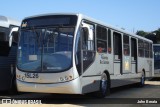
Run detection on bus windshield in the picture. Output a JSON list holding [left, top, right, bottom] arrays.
[[17, 27, 75, 72]]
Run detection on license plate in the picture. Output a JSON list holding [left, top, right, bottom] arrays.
[[24, 73, 39, 78]]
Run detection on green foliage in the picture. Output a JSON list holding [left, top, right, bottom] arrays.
[[136, 30, 148, 37], [136, 28, 160, 43]]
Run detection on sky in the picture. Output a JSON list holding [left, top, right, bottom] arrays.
[[0, 0, 159, 33]]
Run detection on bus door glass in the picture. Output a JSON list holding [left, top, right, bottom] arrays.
[[131, 38, 137, 73], [81, 22, 95, 73], [113, 32, 122, 75], [123, 34, 131, 73]]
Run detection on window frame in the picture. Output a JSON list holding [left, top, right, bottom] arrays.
[[96, 25, 107, 53]]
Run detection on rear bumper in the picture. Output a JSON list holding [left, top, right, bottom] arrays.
[[17, 77, 81, 94]]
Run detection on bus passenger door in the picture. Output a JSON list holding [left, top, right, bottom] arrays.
[[113, 32, 122, 75], [78, 22, 98, 93], [131, 38, 137, 73], [81, 23, 95, 74]]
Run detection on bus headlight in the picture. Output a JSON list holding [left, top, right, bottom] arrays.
[[59, 75, 73, 82], [65, 76, 69, 81], [60, 77, 64, 81]]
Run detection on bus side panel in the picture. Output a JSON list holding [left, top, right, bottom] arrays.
[[81, 57, 101, 94], [138, 57, 153, 78], [137, 57, 145, 73]]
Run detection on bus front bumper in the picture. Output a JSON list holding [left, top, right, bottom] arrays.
[[16, 77, 81, 94]]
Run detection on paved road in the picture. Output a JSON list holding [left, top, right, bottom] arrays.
[[0, 80, 160, 107]]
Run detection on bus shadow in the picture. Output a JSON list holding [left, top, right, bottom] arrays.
[[0, 83, 158, 104], [0, 91, 28, 97], [40, 83, 141, 104], [150, 77, 160, 81]]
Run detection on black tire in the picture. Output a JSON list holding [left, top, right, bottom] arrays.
[[94, 73, 110, 98], [139, 71, 145, 87]]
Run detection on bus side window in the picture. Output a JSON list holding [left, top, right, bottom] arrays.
[[96, 25, 107, 53], [138, 40, 144, 57], [150, 43, 153, 58], [113, 32, 122, 60], [108, 29, 111, 53], [123, 34, 130, 56], [144, 42, 149, 58]]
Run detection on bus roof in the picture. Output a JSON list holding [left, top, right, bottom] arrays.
[[23, 13, 152, 43], [0, 15, 21, 28]]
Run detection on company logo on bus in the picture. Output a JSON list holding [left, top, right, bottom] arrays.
[[22, 22, 27, 27]]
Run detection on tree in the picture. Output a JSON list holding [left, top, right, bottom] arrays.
[[145, 33, 157, 43], [136, 30, 148, 37], [136, 28, 160, 44], [153, 28, 160, 43]]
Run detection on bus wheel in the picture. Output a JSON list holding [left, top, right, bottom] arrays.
[[139, 71, 145, 87], [95, 73, 110, 98]]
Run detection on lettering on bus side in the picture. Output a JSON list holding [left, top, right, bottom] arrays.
[[100, 54, 109, 64]]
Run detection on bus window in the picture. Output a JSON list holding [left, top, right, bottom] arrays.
[[138, 40, 144, 57], [150, 44, 153, 58], [113, 32, 122, 60], [96, 25, 107, 53], [108, 29, 111, 53], [131, 38, 137, 60], [123, 34, 130, 56], [144, 42, 149, 58]]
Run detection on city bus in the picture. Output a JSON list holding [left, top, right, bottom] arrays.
[[16, 13, 154, 97], [0, 15, 20, 92], [153, 44, 160, 75]]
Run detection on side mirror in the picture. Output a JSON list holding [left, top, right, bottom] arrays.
[[9, 27, 19, 47]]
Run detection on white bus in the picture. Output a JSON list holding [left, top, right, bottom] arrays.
[[16, 13, 154, 97], [153, 44, 160, 74], [0, 15, 20, 92]]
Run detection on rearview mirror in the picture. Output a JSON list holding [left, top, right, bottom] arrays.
[[9, 27, 19, 47]]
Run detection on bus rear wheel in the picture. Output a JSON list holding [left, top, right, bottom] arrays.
[[95, 73, 110, 98]]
